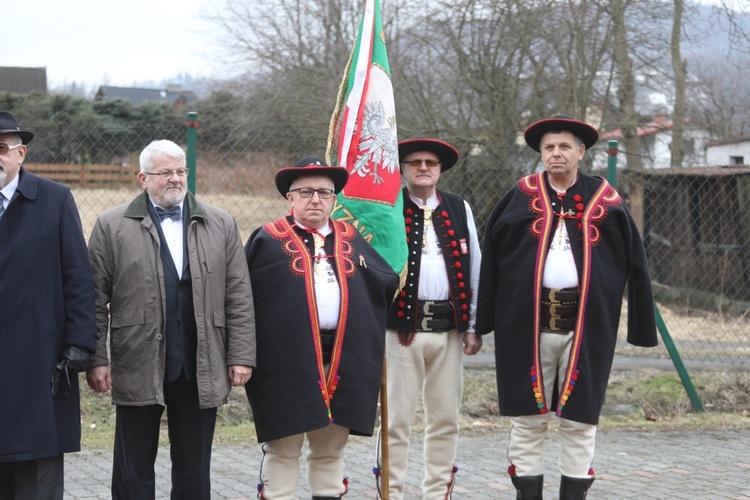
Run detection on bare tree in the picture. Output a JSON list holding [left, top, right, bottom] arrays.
[[610, 0, 643, 172], [206, 0, 367, 136], [689, 54, 750, 140], [206, 0, 750, 165], [671, 0, 687, 167]]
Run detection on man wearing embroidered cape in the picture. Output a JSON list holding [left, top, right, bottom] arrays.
[[244, 157, 399, 500], [475, 116, 657, 500]]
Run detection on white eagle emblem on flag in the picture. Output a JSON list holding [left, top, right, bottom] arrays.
[[351, 100, 399, 185]]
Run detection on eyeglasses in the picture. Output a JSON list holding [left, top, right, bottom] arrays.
[[0, 143, 23, 155], [402, 159, 441, 168], [144, 169, 190, 179], [289, 187, 335, 199]]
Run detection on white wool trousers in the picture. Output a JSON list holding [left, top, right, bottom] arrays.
[[508, 331, 597, 478], [385, 329, 464, 499], [259, 423, 350, 499]]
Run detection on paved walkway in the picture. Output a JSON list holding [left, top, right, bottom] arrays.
[[65, 427, 750, 499]]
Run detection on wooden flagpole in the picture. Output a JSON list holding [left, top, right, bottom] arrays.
[[380, 352, 390, 499]]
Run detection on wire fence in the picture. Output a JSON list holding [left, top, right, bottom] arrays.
[[21, 118, 750, 369]]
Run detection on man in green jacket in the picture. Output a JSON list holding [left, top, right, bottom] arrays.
[[86, 139, 256, 499]]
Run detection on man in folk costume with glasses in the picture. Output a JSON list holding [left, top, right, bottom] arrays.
[[476, 116, 657, 499], [385, 138, 482, 499], [244, 157, 399, 499]]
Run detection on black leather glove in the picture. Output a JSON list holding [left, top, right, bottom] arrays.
[[51, 346, 91, 399]]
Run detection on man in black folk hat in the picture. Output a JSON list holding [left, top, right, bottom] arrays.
[[0, 111, 98, 498], [244, 157, 399, 499], [385, 138, 482, 499], [475, 116, 657, 499]]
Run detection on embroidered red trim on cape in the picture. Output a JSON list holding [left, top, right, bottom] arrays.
[[518, 172, 621, 415], [262, 217, 357, 421]]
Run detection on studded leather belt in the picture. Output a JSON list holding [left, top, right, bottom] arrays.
[[415, 300, 456, 332], [540, 287, 578, 333]]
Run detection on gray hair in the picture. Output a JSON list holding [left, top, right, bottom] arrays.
[[139, 140, 186, 173], [1, 134, 22, 146]]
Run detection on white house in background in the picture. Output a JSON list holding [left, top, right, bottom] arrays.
[[705, 137, 750, 166], [595, 115, 713, 169]]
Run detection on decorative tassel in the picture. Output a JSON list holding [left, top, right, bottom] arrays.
[[443, 465, 459, 499], [342, 476, 349, 495]]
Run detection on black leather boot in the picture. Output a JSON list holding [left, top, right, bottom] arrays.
[[510, 474, 544, 499], [311, 496, 342, 500], [559, 475, 595, 500]]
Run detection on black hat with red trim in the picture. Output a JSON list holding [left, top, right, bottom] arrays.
[[398, 138, 460, 172], [275, 156, 349, 197], [524, 114, 598, 152]]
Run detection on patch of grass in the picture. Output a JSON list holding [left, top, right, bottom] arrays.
[[79, 366, 750, 450], [79, 377, 257, 450], [79, 380, 117, 449], [457, 366, 750, 434], [603, 368, 750, 422]]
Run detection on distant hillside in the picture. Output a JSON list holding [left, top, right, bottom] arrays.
[[683, 3, 750, 58]]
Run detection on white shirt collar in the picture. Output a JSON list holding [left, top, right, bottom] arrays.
[[408, 191, 440, 210]]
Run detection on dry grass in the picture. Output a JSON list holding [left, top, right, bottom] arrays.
[[79, 366, 750, 449], [70, 187, 289, 242]]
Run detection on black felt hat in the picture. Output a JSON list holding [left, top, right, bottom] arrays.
[[398, 138, 460, 172], [524, 114, 598, 152], [275, 156, 349, 197], [0, 111, 34, 144]]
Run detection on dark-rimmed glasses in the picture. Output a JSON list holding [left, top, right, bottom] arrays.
[[289, 187, 335, 199]]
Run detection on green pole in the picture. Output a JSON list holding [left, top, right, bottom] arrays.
[[186, 112, 198, 194], [607, 140, 618, 187], [608, 142, 704, 412], [654, 305, 704, 412]]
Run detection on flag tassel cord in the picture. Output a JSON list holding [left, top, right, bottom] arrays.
[[326, 43, 356, 165]]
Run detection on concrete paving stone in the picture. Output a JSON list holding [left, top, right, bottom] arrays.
[[64, 428, 750, 498]]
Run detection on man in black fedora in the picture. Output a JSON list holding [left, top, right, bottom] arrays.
[[476, 115, 657, 499], [244, 157, 399, 499], [0, 110, 98, 498], [385, 138, 482, 499]]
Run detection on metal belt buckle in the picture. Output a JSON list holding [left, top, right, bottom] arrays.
[[422, 300, 435, 316], [549, 289, 561, 331], [421, 317, 433, 332], [549, 313, 561, 332]]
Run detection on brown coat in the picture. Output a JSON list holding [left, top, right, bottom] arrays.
[[88, 191, 256, 409]]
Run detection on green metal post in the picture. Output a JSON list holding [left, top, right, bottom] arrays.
[[186, 112, 198, 194], [607, 140, 618, 187], [654, 305, 704, 412], [608, 142, 704, 412]]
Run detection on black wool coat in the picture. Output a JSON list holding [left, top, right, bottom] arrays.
[[476, 172, 657, 425], [0, 168, 97, 462], [245, 216, 398, 442]]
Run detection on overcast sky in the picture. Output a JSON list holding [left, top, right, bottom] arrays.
[[4, 0, 748, 93], [4, 0, 228, 91]]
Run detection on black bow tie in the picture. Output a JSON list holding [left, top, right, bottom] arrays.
[[155, 205, 181, 222]]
